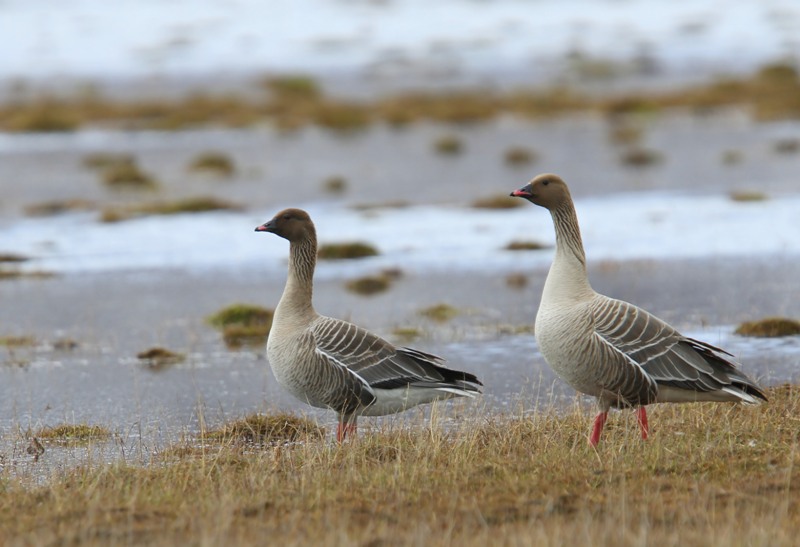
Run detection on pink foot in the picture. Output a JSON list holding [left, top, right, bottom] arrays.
[[589, 411, 608, 447], [637, 407, 649, 440], [336, 421, 357, 442]]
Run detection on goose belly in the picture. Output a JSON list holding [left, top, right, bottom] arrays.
[[535, 305, 603, 397], [266, 335, 330, 410]]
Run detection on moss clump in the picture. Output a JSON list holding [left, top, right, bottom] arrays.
[[735, 317, 800, 338], [620, 147, 663, 167], [136, 347, 185, 369], [322, 176, 348, 194], [503, 146, 537, 166], [208, 304, 274, 349], [773, 138, 799, 154], [101, 160, 159, 190], [0, 270, 55, 281], [24, 199, 96, 217], [392, 327, 423, 342], [0, 335, 36, 347], [472, 194, 524, 209], [729, 190, 768, 202], [3, 101, 80, 132], [433, 135, 463, 155], [100, 197, 242, 222], [221, 325, 271, 349], [188, 151, 236, 177], [345, 275, 391, 296], [0, 253, 29, 263], [36, 424, 112, 444], [419, 303, 460, 323], [312, 102, 371, 132], [504, 240, 550, 251], [264, 75, 322, 101], [607, 123, 644, 145], [318, 242, 379, 260], [721, 150, 743, 165], [505, 273, 528, 289], [82, 152, 135, 170], [205, 412, 324, 444]]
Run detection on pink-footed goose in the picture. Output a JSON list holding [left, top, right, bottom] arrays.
[[510, 174, 767, 446], [256, 208, 482, 441]]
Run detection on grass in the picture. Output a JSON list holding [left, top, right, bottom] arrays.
[[472, 194, 525, 209], [345, 274, 392, 296], [188, 151, 236, 177], [203, 412, 325, 445], [0, 253, 29, 263], [504, 240, 550, 251], [322, 175, 348, 194], [2, 62, 800, 133], [419, 303, 460, 323], [729, 190, 768, 202], [735, 317, 800, 337], [100, 197, 242, 222], [207, 304, 274, 349], [433, 134, 464, 155], [505, 272, 529, 289], [24, 199, 96, 217], [100, 159, 159, 190], [35, 423, 112, 444], [317, 242, 379, 260], [1, 384, 798, 545], [620, 147, 663, 167], [0, 269, 55, 281], [0, 335, 36, 348], [136, 347, 186, 369], [503, 146, 538, 166]]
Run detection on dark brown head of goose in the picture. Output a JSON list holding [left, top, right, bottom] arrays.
[[510, 173, 572, 210], [255, 208, 315, 242]]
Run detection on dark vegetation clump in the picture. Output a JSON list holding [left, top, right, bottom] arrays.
[[472, 194, 524, 209], [419, 303, 460, 323], [318, 242, 379, 260], [504, 240, 550, 251], [24, 199, 96, 217], [729, 190, 768, 202], [136, 347, 186, 369], [503, 146, 538, 166], [100, 197, 242, 222], [205, 412, 325, 444], [36, 424, 112, 444], [620, 147, 663, 167], [207, 304, 274, 349], [345, 275, 392, 296], [433, 135, 463, 155], [322, 176, 348, 194], [188, 151, 236, 177], [735, 317, 800, 338], [100, 159, 159, 190]]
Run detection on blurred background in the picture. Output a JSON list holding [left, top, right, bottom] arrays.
[[1, 0, 799, 460]]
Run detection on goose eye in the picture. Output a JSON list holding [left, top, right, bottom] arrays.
[[283, 214, 291, 220], [542, 180, 550, 186]]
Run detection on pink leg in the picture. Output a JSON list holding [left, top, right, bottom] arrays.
[[589, 411, 608, 447], [336, 421, 357, 442], [637, 406, 649, 440]]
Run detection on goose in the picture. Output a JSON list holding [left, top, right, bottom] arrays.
[[255, 208, 483, 441], [510, 174, 767, 446]]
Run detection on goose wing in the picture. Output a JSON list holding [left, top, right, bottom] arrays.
[[591, 296, 764, 400], [311, 316, 481, 392]]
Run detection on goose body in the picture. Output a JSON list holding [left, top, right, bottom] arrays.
[[511, 174, 767, 446], [256, 208, 482, 441]]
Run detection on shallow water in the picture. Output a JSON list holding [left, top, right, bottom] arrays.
[[1, 112, 800, 480]]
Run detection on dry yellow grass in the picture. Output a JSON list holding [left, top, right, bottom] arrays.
[[0, 384, 798, 545]]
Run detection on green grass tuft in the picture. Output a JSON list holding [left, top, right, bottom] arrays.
[[735, 317, 800, 337], [318, 242, 379, 260]]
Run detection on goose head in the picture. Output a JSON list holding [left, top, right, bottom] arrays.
[[255, 208, 315, 242], [510, 173, 571, 210]]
